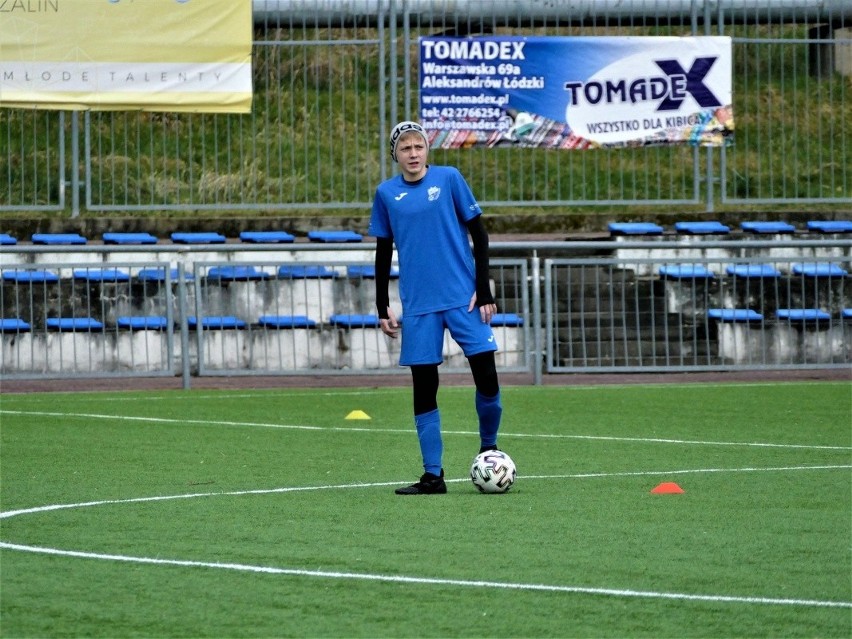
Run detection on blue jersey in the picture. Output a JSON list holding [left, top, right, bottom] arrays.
[[369, 165, 482, 316]]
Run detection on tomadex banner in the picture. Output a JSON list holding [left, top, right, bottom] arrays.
[[0, 0, 253, 113], [419, 36, 733, 150]]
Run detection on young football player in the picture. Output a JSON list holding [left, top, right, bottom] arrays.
[[369, 120, 504, 495]]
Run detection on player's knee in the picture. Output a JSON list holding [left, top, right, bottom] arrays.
[[411, 364, 440, 414], [468, 351, 499, 397]]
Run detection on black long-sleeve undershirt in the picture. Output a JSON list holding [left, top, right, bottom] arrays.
[[374, 236, 394, 319]]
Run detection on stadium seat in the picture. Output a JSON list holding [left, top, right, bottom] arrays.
[[607, 222, 664, 236], [1, 269, 59, 283], [807, 220, 852, 234], [257, 315, 317, 328], [102, 232, 158, 244], [708, 309, 768, 364], [726, 264, 782, 278], [327, 314, 398, 369], [187, 316, 247, 329], [347, 265, 399, 279], [329, 314, 381, 328], [0, 318, 31, 333], [73, 268, 131, 282], [239, 231, 295, 243], [171, 232, 227, 244], [205, 265, 271, 281], [116, 316, 170, 330], [740, 221, 795, 234], [843, 309, 852, 320], [31, 233, 87, 245], [45, 317, 105, 332], [277, 265, 339, 279], [674, 221, 730, 235], [251, 315, 323, 370], [307, 230, 363, 243], [776, 309, 831, 322], [491, 313, 524, 326], [0, 233, 18, 245], [708, 309, 763, 322], [659, 264, 715, 279], [136, 267, 194, 282], [792, 263, 848, 277]]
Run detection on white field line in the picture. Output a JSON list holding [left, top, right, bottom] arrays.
[[2, 409, 850, 451], [2, 465, 850, 520], [3, 379, 847, 402], [1, 540, 849, 609], [2, 467, 851, 610]]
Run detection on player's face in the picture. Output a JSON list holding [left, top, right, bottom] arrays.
[[396, 133, 428, 181]]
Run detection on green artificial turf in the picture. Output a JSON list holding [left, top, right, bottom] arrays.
[[1, 381, 850, 637]]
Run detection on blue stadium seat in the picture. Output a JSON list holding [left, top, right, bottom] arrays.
[[792, 263, 848, 277], [659, 264, 715, 279], [2, 269, 59, 283], [46, 317, 104, 332], [0, 233, 18, 245], [491, 313, 524, 326], [171, 232, 227, 244], [307, 230, 363, 243], [32, 233, 87, 245], [136, 267, 194, 282], [116, 316, 170, 330], [807, 220, 852, 234], [740, 221, 795, 234], [708, 309, 764, 322], [843, 309, 852, 319], [187, 316, 246, 329], [329, 314, 380, 328], [239, 231, 295, 243], [206, 265, 271, 281], [277, 265, 338, 279], [674, 221, 730, 235], [607, 222, 664, 236], [73, 268, 131, 282], [102, 232, 158, 244], [776, 309, 831, 322], [347, 265, 399, 279], [726, 264, 782, 278], [0, 318, 31, 333], [257, 315, 317, 328]]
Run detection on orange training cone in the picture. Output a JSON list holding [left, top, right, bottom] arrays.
[[650, 482, 685, 494]]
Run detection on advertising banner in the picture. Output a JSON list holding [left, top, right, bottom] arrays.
[[0, 0, 253, 113], [419, 36, 733, 149]]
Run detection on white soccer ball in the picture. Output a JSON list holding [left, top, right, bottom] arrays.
[[470, 450, 516, 493]]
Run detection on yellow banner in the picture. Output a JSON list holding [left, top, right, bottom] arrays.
[[0, 0, 253, 113]]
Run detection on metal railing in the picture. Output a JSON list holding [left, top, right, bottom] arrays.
[[545, 253, 851, 373], [1, 237, 849, 385]]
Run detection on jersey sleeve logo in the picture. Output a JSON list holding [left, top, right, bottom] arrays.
[[428, 186, 441, 201]]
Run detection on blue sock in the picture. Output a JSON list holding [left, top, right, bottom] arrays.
[[414, 409, 442, 476], [475, 391, 502, 449]]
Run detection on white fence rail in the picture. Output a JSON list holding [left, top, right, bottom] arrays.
[[2, 235, 850, 384]]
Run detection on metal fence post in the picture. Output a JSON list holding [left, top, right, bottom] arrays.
[[70, 110, 80, 218], [531, 251, 543, 385], [177, 261, 191, 389]]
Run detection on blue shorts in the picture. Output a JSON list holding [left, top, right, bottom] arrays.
[[400, 305, 498, 366]]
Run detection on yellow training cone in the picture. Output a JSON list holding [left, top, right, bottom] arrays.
[[345, 410, 371, 420]]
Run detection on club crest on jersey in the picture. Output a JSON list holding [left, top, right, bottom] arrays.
[[428, 186, 441, 201]]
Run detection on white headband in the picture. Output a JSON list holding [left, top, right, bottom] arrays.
[[389, 121, 429, 162]]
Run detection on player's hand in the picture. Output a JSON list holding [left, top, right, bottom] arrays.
[[468, 293, 496, 324], [380, 307, 399, 338]]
